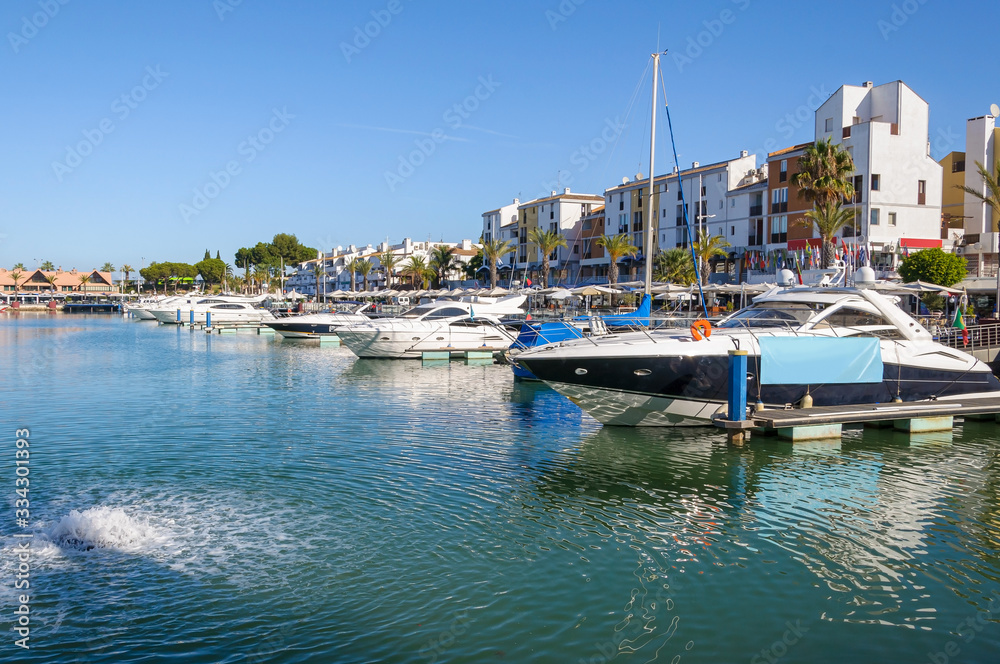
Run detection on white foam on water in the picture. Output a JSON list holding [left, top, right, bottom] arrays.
[[49, 506, 162, 552]]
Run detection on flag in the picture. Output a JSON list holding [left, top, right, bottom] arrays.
[[525, 277, 532, 286], [953, 306, 968, 346]]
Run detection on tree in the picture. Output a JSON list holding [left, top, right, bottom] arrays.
[[121, 264, 134, 292], [898, 248, 966, 287], [429, 245, 457, 288], [222, 263, 233, 293], [595, 234, 638, 288], [401, 255, 431, 289], [799, 201, 857, 268], [691, 228, 731, 285], [311, 261, 325, 298], [955, 159, 1000, 233], [10, 270, 23, 295], [482, 238, 514, 288], [252, 266, 270, 294], [271, 233, 318, 268], [344, 257, 360, 292], [790, 137, 856, 206], [45, 273, 58, 291], [379, 251, 400, 289], [204, 249, 211, 261], [356, 258, 373, 292], [653, 248, 695, 285], [101, 262, 115, 273], [195, 258, 226, 290], [40, 260, 54, 271], [463, 249, 484, 281], [528, 228, 568, 288], [78, 273, 92, 292], [12, 263, 24, 271]]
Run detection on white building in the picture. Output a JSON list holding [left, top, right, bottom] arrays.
[[959, 113, 1000, 276], [814, 80, 943, 264], [515, 189, 605, 283]]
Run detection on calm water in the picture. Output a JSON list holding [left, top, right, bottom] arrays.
[[1, 314, 999, 663]]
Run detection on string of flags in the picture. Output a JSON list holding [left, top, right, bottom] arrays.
[[741, 239, 907, 272]]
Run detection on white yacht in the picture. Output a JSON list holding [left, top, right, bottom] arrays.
[[150, 295, 273, 324], [336, 295, 526, 359], [263, 304, 373, 339], [514, 285, 1000, 426]]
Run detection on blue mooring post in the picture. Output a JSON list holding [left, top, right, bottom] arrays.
[[189, 310, 195, 326], [727, 349, 748, 421], [176, 308, 181, 323], [206, 311, 211, 329]]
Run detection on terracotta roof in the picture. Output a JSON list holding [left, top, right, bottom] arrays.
[[767, 142, 811, 158], [518, 192, 605, 208], [0, 269, 115, 290]]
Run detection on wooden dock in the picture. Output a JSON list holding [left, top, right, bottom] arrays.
[[715, 396, 1000, 442]]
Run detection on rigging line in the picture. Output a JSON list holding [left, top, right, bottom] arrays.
[[660, 63, 708, 317], [599, 59, 652, 188]]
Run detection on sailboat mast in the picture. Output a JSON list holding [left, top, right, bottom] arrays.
[[644, 53, 659, 296]]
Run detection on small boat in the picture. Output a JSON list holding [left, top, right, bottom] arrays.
[[264, 304, 373, 339], [514, 284, 1000, 426], [336, 295, 526, 359]]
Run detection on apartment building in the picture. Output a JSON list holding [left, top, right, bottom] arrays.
[[954, 114, 1000, 276], [515, 189, 604, 283]]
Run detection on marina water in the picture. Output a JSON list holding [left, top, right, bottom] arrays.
[[2, 314, 999, 663]]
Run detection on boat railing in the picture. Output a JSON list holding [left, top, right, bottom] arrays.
[[937, 322, 1000, 352]]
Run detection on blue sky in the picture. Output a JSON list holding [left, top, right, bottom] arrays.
[[1, 0, 998, 272]]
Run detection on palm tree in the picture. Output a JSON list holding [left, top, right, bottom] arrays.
[[45, 273, 58, 292], [789, 137, 856, 206], [40, 260, 54, 271], [252, 267, 270, 294], [356, 258, 373, 292], [955, 159, 1000, 233], [595, 234, 638, 288], [799, 201, 857, 268], [401, 255, 431, 289], [691, 229, 731, 285], [311, 261, 325, 299], [653, 248, 695, 285], [10, 270, 23, 296], [12, 263, 24, 271], [221, 263, 233, 293], [120, 264, 133, 292], [379, 251, 400, 289], [344, 257, 360, 292], [78, 274, 92, 292], [101, 262, 115, 273], [528, 228, 568, 288], [429, 246, 457, 289], [482, 238, 514, 288]]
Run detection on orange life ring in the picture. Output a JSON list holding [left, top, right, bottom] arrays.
[[691, 319, 712, 340]]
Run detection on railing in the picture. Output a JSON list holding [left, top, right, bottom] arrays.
[[935, 322, 1000, 353]]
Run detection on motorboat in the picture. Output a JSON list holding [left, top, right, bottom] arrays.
[[336, 295, 527, 359], [514, 285, 1000, 426], [150, 295, 274, 324], [125, 295, 174, 320], [263, 303, 373, 339]]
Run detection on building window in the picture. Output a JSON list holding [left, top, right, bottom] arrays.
[[888, 212, 896, 226], [953, 160, 965, 173], [637, 194, 643, 208], [719, 200, 723, 209], [779, 159, 787, 183], [731, 225, 735, 236], [677, 189, 682, 200], [824, 118, 833, 132], [771, 187, 788, 213], [871, 174, 880, 191], [871, 208, 879, 225], [730, 198, 736, 208], [550, 210, 554, 219], [770, 216, 787, 244], [918, 180, 926, 205]]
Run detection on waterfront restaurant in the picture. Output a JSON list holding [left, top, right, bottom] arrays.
[[0, 268, 116, 296]]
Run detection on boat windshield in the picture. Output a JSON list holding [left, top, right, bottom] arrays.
[[716, 302, 824, 329], [400, 303, 470, 319]]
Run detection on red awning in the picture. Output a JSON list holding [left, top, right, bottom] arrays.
[[899, 238, 942, 248]]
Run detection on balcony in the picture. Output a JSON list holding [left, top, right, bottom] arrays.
[[771, 202, 787, 214], [749, 204, 763, 216]]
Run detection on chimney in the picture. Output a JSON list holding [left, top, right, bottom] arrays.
[[740, 150, 748, 157], [692, 161, 699, 168], [863, 81, 873, 88], [563, 187, 570, 194], [672, 166, 678, 174], [513, 197, 519, 205]]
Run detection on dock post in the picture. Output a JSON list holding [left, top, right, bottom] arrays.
[[206, 312, 211, 329], [726, 349, 751, 444], [189, 310, 195, 326], [176, 309, 181, 323]]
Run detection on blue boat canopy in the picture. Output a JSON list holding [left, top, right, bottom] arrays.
[[759, 337, 883, 385]]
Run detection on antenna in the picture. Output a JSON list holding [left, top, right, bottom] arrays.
[[991, 103, 999, 117]]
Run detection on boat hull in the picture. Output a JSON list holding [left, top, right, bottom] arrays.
[[338, 323, 515, 359]]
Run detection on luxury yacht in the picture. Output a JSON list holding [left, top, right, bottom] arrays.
[[263, 303, 373, 339], [514, 286, 1000, 426], [150, 295, 273, 324], [336, 295, 526, 359]]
